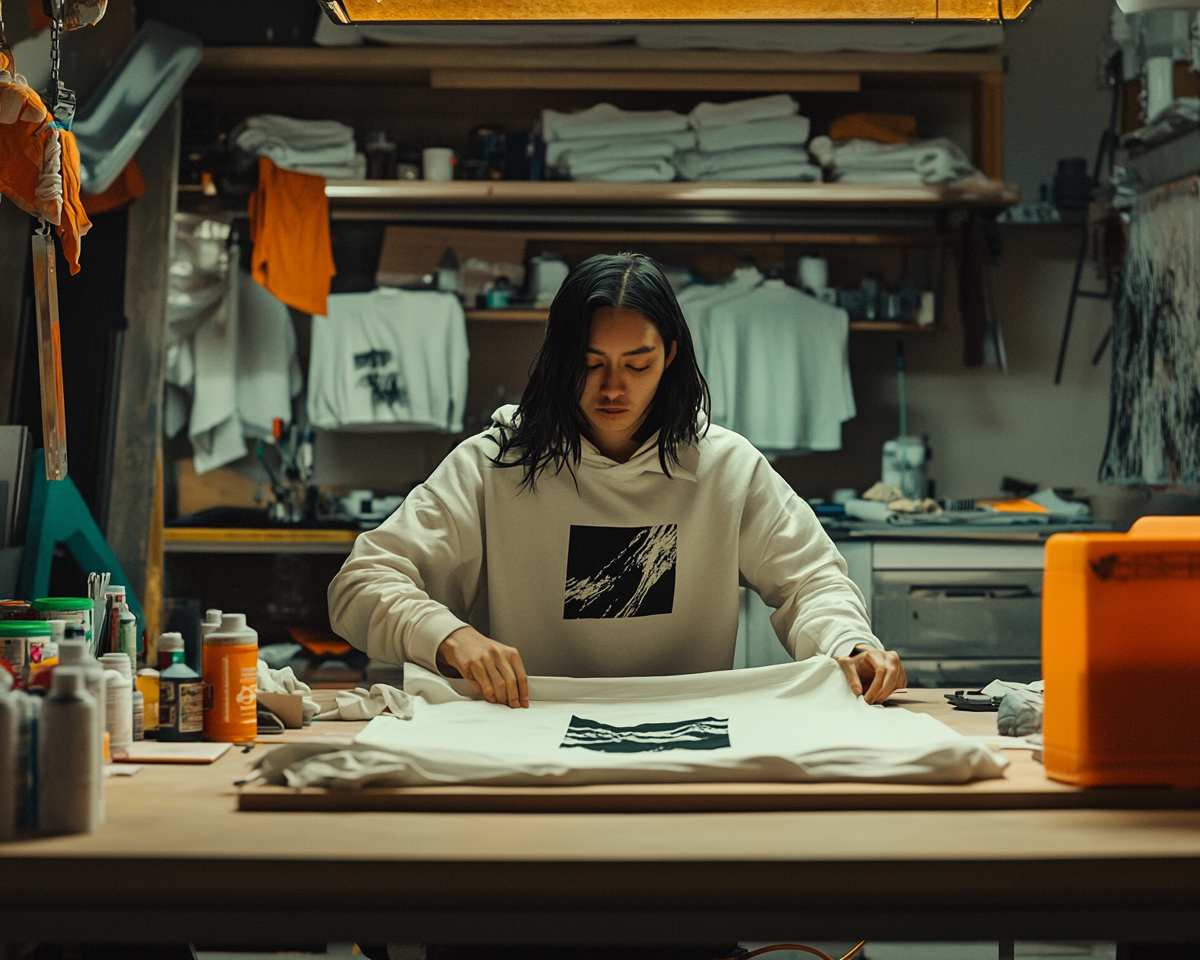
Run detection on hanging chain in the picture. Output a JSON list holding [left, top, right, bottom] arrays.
[[47, 15, 75, 127]]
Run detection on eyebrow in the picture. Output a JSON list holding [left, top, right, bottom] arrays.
[[585, 345, 656, 356]]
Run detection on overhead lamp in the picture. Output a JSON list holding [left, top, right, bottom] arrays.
[[316, 0, 1033, 23]]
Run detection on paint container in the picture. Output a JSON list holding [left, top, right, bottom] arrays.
[[203, 614, 258, 742], [116, 601, 138, 665], [158, 649, 203, 742], [0, 671, 17, 841], [56, 639, 106, 825], [136, 668, 160, 737], [157, 631, 185, 672], [0, 621, 53, 687], [99, 652, 133, 751], [31, 598, 94, 650], [0, 600, 33, 621], [38, 667, 99, 834]]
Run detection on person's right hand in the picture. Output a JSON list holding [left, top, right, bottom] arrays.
[[436, 626, 529, 708]]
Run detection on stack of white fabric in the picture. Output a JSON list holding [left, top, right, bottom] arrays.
[[675, 95, 820, 182], [234, 114, 367, 179], [541, 103, 693, 182], [807, 135, 983, 185]]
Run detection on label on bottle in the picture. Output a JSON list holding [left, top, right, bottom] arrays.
[[161, 679, 204, 734]]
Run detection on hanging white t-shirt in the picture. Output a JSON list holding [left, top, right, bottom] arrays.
[[307, 288, 469, 433], [707, 279, 855, 455], [676, 266, 762, 425], [323, 658, 1009, 788]]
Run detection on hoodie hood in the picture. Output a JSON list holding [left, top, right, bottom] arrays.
[[488, 403, 703, 481]]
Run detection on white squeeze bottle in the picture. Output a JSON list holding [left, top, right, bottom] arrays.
[[100, 652, 133, 751], [57, 639, 106, 825], [0, 671, 17, 841], [38, 667, 99, 834]]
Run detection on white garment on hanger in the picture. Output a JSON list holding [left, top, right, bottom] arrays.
[[331, 658, 1009, 788], [676, 265, 762, 421], [307, 288, 469, 433], [706, 279, 855, 454], [182, 268, 305, 474]]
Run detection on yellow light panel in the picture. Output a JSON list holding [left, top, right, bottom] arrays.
[[328, 0, 1031, 21]]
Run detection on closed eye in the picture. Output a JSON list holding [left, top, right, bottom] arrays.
[[626, 365, 649, 371]]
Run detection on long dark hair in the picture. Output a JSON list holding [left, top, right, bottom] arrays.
[[491, 252, 709, 490]]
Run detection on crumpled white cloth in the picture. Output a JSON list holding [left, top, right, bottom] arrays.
[[235, 114, 356, 168], [982, 679, 1045, 738], [256, 660, 320, 724], [310, 684, 415, 722]]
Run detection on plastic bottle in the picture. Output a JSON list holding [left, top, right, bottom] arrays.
[[157, 631, 185, 672], [0, 671, 17, 841], [202, 609, 223, 639], [100, 652, 133, 751], [131, 689, 144, 741], [38, 667, 99, 834], [116, 600, 138, 665], [158, 649, 203, 742], [56, 639, 106, 825], [136, 667, 160, 737], [203, 614, 258, 742]]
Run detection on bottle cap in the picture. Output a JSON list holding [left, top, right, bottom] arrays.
[[159, 632, 184, 652], [99, 652, 132, 679], [206, 613, 259, 647], [52, 667, 83, 697], [104, 586, 126, 598]]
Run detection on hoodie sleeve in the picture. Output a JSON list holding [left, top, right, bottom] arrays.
[[327, 441, 488, 673], [738, 455, 882, 661]]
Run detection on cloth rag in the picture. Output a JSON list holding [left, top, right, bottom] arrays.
[[688, 94, 799, 130], [248, 156, 337, 316], [695, 115, 811, 154], [828, 112, 917, 143]]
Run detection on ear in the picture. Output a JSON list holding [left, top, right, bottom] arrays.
[[664, 340, 678, 370]]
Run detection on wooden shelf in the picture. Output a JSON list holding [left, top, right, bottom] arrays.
[[465, 309, 933, 332], [194, 45, 1004, 86], [164, 528, 359, 554], [324, 179, 1018, 208]]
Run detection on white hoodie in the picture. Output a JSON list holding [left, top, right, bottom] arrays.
[[328, 405, 881, 678]]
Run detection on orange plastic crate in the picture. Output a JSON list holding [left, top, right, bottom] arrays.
[[1042, 516, 1200, 787]]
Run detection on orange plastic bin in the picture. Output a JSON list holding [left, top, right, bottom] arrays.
[[1042, 516, 1200, 787]]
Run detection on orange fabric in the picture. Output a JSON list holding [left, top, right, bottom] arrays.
[[56, 130, 90, 274], [828, 112, 917, 144], [82, 157, 146, 215], [248, 156, 336, 316], [0, 77, 90, 272]]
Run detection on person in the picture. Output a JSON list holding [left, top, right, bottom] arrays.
[[328, 252, 905, 709]]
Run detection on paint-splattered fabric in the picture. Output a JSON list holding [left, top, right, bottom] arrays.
[[1100, 177, 1200, 486], [316, 658, 1009, 787], [328, 403, 881, 679]]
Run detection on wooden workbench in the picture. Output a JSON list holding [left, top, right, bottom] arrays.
[[1, 691, 1198, 946]]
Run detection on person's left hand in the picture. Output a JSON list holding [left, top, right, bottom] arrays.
[[835, 646, 907, 704]]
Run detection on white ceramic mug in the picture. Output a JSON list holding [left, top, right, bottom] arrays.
[[422, 147, 455, 182]]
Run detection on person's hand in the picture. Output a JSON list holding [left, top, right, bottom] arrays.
[[835, 646, 907, 705], [436, 626, 529, 708]]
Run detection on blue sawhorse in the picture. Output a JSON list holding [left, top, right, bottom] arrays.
[[18, 454, 144, 627]]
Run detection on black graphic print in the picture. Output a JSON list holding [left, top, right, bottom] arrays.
[[353, 348, 409, 411], [561, 716, 730, 753], [563, 524, 676, 619]]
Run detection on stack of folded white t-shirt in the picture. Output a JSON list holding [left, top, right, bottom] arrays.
[[807, 135, 983, 185], [541, 103, 694, 182], [674, 95, 820, 182], [235, 114, 367, 179]]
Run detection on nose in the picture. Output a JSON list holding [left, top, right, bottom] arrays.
[[599, 365, 625, 399]]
